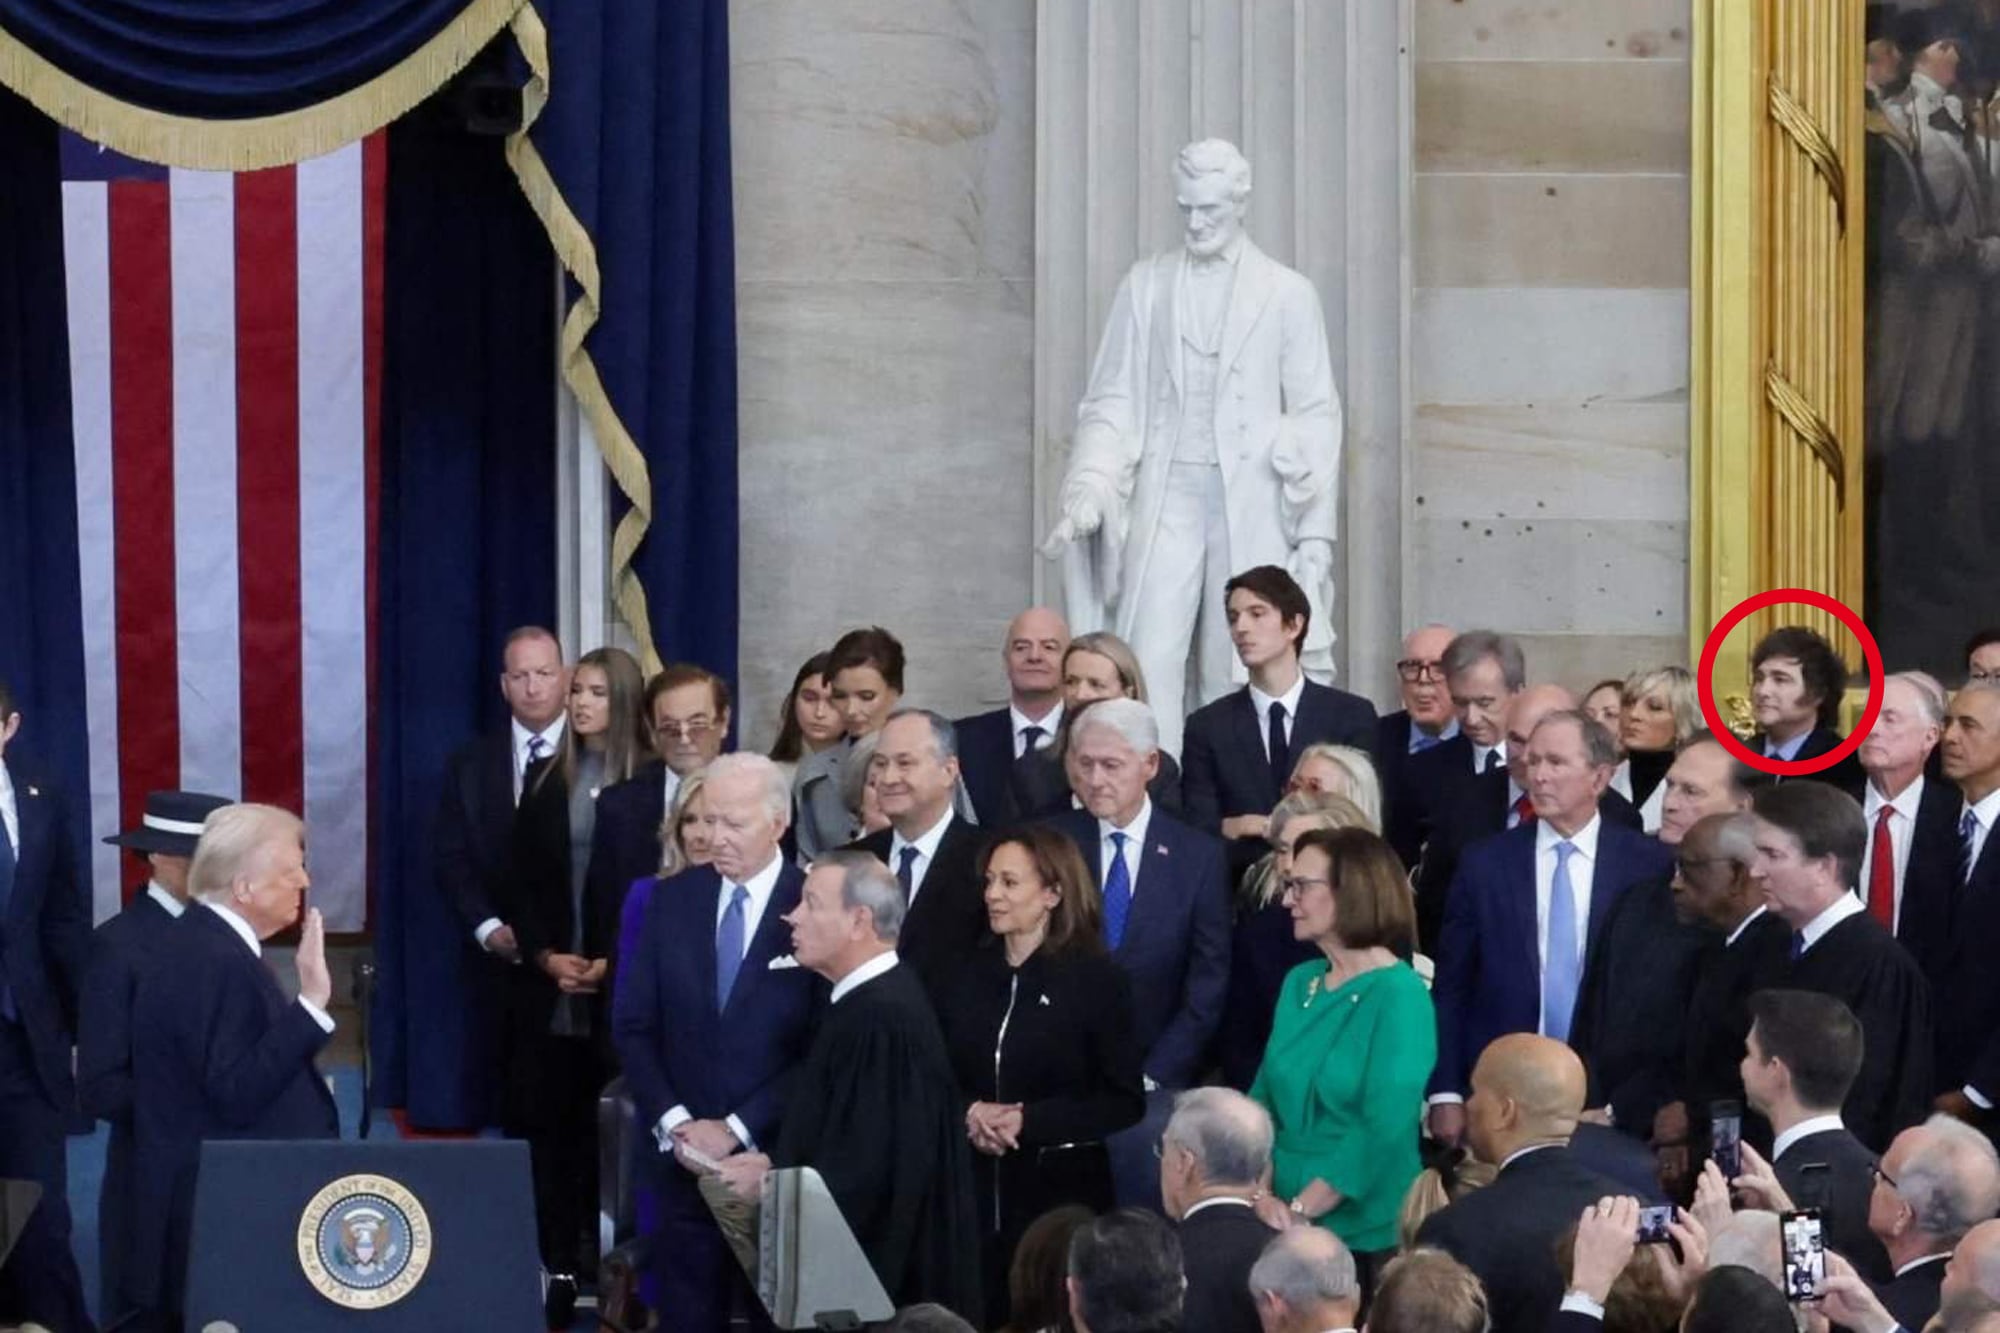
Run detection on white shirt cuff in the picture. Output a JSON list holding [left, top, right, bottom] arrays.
[[474, 917, 504, 948], [297, 997, 336, 1034], [1560, 1292, 1606, 1320], [655, 1106, 692, 1151], [725, 1115, 755, 1152], [1142, 1076, 1159, 1094], [1428, 1093, 1464, 1106], [1966, 1085, 1994, 1110]]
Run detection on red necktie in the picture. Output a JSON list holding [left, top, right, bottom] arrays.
[[1866, 805, 1896, 929], [1512, 794, 1535, 828]]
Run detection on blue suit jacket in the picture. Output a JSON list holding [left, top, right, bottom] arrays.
[[1430, 818, 1674, 1097], [953, 707, 1021, 828], [611, 861, 823, 1162], [1049, 806, 1230, 1087], [130, 905, 338, 1311], [1, 759, 90, 1107]]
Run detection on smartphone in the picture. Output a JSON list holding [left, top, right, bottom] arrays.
[[1710, 1099, 1743, 1178], [1635, 1203, 1677, 1244], [1794, 1161, 1831, 1213], [1780, 1210, 1826, 1303]]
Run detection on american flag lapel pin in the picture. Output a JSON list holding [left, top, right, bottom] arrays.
[[1156, 844, 1169, 857], [26, 786, 37, 798]]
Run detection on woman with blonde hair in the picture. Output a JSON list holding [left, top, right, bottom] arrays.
[[1610, 665, 1700, 833], [1007, 631, 1183, 818], [1285, 743, 1383, 833], [1395, 1148, 1497, 1251]]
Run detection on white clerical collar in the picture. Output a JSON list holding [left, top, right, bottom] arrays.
[[1535, 813, 1601, 859], [1098, 798, 1154, 852], [512, 714, 566, 762], [1864, 773, 1924, 822], [1797, 892, 1865, 952], [1010, 701, 1062, 743], [1181, 1196, 1256, 1221], [830, 950, 899, 1004], [203, 900, 263, 957], [1249, 672, 1307, 728], [890, 807, 955, 865], [1726, 904, 1768, 947], [1500, 1142, 1563, 1171], [146, 881, 187, 919], [1773, 1113, 1845, 1161]]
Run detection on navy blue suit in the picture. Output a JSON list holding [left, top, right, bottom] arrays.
[[587, 760, 671, 965], [1904, 798, 2000, 1104], [76, 888, 183, 1319], [0, 761, 91, 1333], [611, 860, 823, 1329], [129, 904, 338, 1320], [954, 707, 1024, 828], [1430, 818, 1674, 1098]]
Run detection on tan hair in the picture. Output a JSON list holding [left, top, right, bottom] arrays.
[[189, 804, 304, 903], [657, 771, 709, 877], [1063, 632, 1150, 704], [1290, 826, 1415, 951], [1396, 1151, 1498, 1251], [1368, 1249, 1489, 1333], [1246, 792, 1373, 909]]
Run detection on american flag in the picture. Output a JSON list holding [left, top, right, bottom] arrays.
[[58, 132, 384, 932]]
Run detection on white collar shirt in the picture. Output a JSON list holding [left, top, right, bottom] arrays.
[[145, 881, 187, 919], [1097, 799, 1154, 902], [1797, 892, 1866, 954], [1961, 787, 2000, 876], [1249, 674, 1308, 764], [1472, 742, 1501, 776], [831, 950, 900, 1004], [1773, 1113, 1847, 1162], [1011, 703, 1063, 759], [0, 761, 16, 855], [511, 715, 567, 803], [1726, 904, 1769, 948], [889, 808, 956, 906], [201, 902, 335, 1034], [715, 851, 785, 957], [1861, 775, 1926, 929]]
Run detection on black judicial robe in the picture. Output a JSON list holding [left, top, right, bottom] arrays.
[[774, 960, 983, 1322]]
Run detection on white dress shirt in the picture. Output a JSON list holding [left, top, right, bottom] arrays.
[[1535, 816, 1600, 1035], [1249, 672, 1307, 764], [1795, 892, 1865, 955], [0, 760, 17, 856], [831, 949, 900, 1004], [1011, 703, 1063, 759], [1504, 778, 1530, 828], [1961, 786, 2000, 877], [1097, 799, 1154, 904], [889, 808, 956, 907], [1861, 775, 1925, 930], [1772, 1113, 1846, 1162], [145, 881, 187, 919], [1609, 759, 1634, 803], [201, 901, 335, 1033]]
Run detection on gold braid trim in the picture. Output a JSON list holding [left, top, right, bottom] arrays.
[[1764, 361, 1846, 509], [0, 0, 525, 170], [503, 3, 661, 674], [1768, 78, 1847, 232]]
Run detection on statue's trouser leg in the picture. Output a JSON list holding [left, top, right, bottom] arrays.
[[1128, 461, 1232, 759]]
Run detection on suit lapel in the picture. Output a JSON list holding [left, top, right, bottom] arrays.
[[1507, 833, 1541, 978], [691, 870, 723, 1016], [1584, 830, 1622, 955], [1227, 692, 1272, 806], [1218, 243, 1278, 380], [724, 866, 800, 1019], [8, 774, 43, 920], [1120, 828, 1176, 957]]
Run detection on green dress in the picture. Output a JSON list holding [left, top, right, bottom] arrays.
[[1249, 958, 1436, 1253]]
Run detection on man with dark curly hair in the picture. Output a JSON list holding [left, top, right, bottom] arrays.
[[1750, 625, 1861, 789]]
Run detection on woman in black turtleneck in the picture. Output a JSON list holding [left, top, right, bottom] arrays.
[[1607, 664, 1701, 833]]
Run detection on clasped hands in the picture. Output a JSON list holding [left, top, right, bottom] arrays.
[[538, 950, 607, 994], [670, 1118, 772, 1202], [966, 1102, 1024, 1156]]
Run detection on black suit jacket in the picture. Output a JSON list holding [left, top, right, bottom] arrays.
[[1008, 745, 1184, 825], [1375, 711, 1456, 864], [129, 906, 338, 1312], [1681, 912, 1790, 1144], [1415, 1146, 1625, 1333], [955, 707, 1026, 828], [1391, 733, 1486, 869], [1182, 679, 1379, 874], [1178, 1201, 1277, 1333], [1775, 1125, 1891, 1283], [850, 815, 993, 1000], [0, 759, 89, 1106], [78, 890, 182, 1124], [1569, 876, 1711, 1134], [1755, 726, 1864, 791], [1873, 1253, 1946, 1333], [587, 760, 671, 970], [1901, 787, 2000, 1101], [432, 731, 518, 935], [1884, 776, 1965, 966]]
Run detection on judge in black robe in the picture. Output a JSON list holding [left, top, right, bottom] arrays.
[[718, 852, 983, 1323]]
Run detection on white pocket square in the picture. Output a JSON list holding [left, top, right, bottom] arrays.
[[766, 955, 800, 971]]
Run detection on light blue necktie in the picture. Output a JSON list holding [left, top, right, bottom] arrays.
[[1411, 730, 1442, 754], [1102, 831, 1132, 950], [1960, 810, 1980, 887], [1542, 840, 1581, 1042], [715, 884, 748, 1010]]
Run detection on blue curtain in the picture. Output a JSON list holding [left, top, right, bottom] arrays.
[[524, 0, 740, 684], [372, 107, 555, 1128], [0, 85, 88, 870]]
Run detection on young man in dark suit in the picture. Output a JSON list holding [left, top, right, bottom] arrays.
[[1750, 624, 1862, 790], [1928, 682, 2000, 1133], [1387, 629, 1526, 868], [1050, 697, 1230, 1208], [844, 709, 991, 999], [953, 607, 1069, 828], [129, 803, 340, 1331], [0, 682, 92, 1333], [76, 788, 230, 1323], [611, 754, 821, 1333], [1159, 1088, 1280, 1333], [1426, 711, 1673, 1152], [1181, 565, 1377, 878]]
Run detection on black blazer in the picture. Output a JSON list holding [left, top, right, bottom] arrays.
[[1178, 1201, 1278, 1333], [1900, 784, 2000, 1100], [129, 906, 338, 1312], [1681, 912, 1790, 1143], [1569, 876, 1711, 1133], [432, 731, 519, 936], [0, 760, 89, 1106], [849, 815, 994, 999], [1414, 1145, 1626, 1333], [1873, 1253, 1946, 1333], [1008, 744, 1184, 825], [1215, 901, 1318, 1091], [1390, 733, 1487, 869], [1882, 775, 1964, 962], [1754, 726, 1863, 791], [1566, 1123, 1665, 1202], [1182, 679, 1380, 873], [954, 707, 1024, 829], [587, 759, 671, 969], [1775, 1125, 1890, 1283]]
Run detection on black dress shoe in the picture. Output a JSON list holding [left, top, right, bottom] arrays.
[[544, 1271, 579, 1329]]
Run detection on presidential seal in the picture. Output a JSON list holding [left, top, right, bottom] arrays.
[[297, 1173, 433, 1309]]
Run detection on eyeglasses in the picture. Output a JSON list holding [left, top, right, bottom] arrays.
[[1279, 875, 1331, 898], [1871, 1162, 1900, 1194], [1673, 857, 1731, 875], [657, 718, 718, 741], [1396, 659, 1446, 684]]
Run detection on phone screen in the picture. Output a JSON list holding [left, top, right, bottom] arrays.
[[1710, 1099, 1743, 1178], [1635, 1204, 1676, 1244], [1780, 1210, 1826, 1303]]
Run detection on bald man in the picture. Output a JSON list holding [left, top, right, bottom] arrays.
[[1942, 1220, 2000, 1312], [1415, 1035, 1628, 1333], [953, 607, 1070, 826], [1412, 685, 1642, 954]]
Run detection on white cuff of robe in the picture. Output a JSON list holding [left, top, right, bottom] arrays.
[[474, 918, 504, 948], [725, 1115, 755, 1152], [1559, 1292, 1606, 1320], [298, 997, 336, 1034], [1428, 1093, 1464, 1106], [1966, 1085, 1994, 1110]]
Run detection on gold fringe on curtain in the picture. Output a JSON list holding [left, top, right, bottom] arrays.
[[0, 0, 525, 170], [502, 3, 662, 675]]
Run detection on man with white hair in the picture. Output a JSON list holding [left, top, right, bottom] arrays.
[[1856, 673, 1959, 945], [128, 803, 339, 1329], [1249, 1227, 1361, 1333], [1041, 138, 1344, 756], [1866, 1115, 2000, 1331], [719, 851, 981, 1319], [1160, 1088, 1279, 1333], [1050, 697, 1230, 1207]]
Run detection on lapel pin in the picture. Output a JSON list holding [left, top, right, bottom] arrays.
[[1156, 845, 1169, 857], [26, 786, 37, 798], [1039, 994, 1051, 1006]]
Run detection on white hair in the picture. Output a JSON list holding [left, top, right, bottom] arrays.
[[1247, 1225, 1358, 1310], [705, 752, 790, 826], [1164, 1087, 1272, 1187], [1071, 697, 1160, 757], [189, 804, 303, 902], [1901, 1115, 2000, 1244], [1288, 743, 1383, 832], [1709, 1210, 1782, 1286], [815, 850, 906, 942], [1888, 671, 1948, 727], [1173, 138, 1252, 201]]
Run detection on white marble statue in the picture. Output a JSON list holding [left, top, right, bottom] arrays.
[[1041, 138, 1344, 755]]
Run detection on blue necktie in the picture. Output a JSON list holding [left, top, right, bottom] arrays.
[[715, 884, 748, 1010], [0, 813, 16, 1021], [897, 845, 921, 901], [1790, 931, 1806, 962], [1412, 730, 1442, 754], [1542, 841, 1581, 1042], [1102, 831, 1132, 950], [1960, 810, 1980, 887]]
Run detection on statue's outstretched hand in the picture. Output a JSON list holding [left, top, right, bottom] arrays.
[[1039, 493, 1103, 558], [1289, 537, 1333, 591]]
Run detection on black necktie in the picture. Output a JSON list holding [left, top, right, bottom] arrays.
[[1021, 724, 1047, 758], [1484, 749, 1502, 775], [1268, 702, 1289, 792]]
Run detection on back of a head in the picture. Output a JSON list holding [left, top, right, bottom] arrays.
[[884, 1303, 978, 1333], [1247, 1227, 1357, 1319], [1006, 1205, 1093, 1333], [1682, 1265, 1794, 1333], [1397, 1151, 1498, 1250], [1939, 1289, 2000, 1333], [1476, 1033, 1588, 1144], [1068, 1210, 1183, 1333], [1746, 989, 1864, 1113], [1367, 1248, 1489, 1333], [1166, 1087, 1273, 1189]]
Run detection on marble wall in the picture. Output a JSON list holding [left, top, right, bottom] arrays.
[[1409, 0, 1694, 692]]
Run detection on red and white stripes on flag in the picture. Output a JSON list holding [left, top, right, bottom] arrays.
[[59, 135, 384, 932]]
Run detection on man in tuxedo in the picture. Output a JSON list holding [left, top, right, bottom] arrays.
[[1181, 564, 1377, 877], [1374, 624, 1458, 833], [1427, 711, 1673, 1149], [0, 682, 92, 1333], [426, 625, 568, 1130], [77, 788, 230, 1322], [1051, 697, 1230, 1207], [130, 803, 339, 1330], [1746, 781, 1934, 1149], [1931, 683, 2000, 1132], [588, 662, 732, 952], [1389, 629, 1526, 866], [1159, 1088, 1279, 1333], [1415, 1035, 1625, 1333], [1856, 673, 1959, 954], [845, 709, 990, 998], [1737, 988, 1892, 1281], [1862, 1116, 2000, 1331], [1248, 1227, 1361, 1333], [1750, 624, 1862, 789], [611, 753, 820, 1332], [953, 607, 1069, 827]]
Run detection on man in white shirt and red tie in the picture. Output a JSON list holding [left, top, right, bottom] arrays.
[[1856, 673, 1960, 952]]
